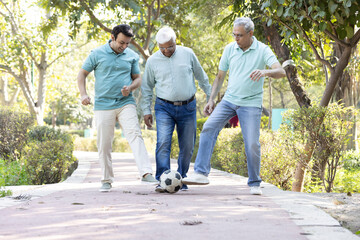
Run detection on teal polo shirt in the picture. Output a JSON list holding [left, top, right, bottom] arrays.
[[219, 37, 279, 108], [81, 40, 140, 110]]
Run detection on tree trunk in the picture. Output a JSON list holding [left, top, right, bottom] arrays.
[[268, 78, 272, 129], [262, 24, 311, 108], [0, 76, 20, 106]]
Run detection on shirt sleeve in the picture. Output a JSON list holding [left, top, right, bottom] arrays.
[[263, 45, 279, 68], [219, 45, 230, 72], [191, 50, 212, 99], [81, 50, 97, 73], [140, 60, 155, 116], [131, 54, 141, 75]]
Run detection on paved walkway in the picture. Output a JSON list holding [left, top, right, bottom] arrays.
[[0, 151, 358, 240]]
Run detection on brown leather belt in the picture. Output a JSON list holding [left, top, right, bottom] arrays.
[[158, 95, 195, 106]]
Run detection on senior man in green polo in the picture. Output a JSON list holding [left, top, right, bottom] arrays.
[[183, 17, 286, 195], [77, 24, 157, 192]]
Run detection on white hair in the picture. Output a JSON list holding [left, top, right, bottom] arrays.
[[155, 27, 176, 44], [234, 17, 254, 32]]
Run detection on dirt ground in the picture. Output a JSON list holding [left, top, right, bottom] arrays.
[[311, 192, 360, 236]]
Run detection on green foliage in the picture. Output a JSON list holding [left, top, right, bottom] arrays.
[[21, 126, 77, 185], [260, 115, 269, 129], [197, 118, 208, 132], [0, 158, 29, 186], [333, 168, 360, 193], [73, 136, 98, 152], [0, 188, 12, 198], [341, 150, 360, 170], [0, 108, 34, 160], [28, 126, 72, 142], [211, 128, 248, 176], [280, 103, 357, 192], [66, 130, 85, 137], [73, 129, 157, 154], [260, 130, 297, 190]]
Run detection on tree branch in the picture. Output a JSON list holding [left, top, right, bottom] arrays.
[[296, 22, 333, 72], [305, 14, 350, 48], [48, 42, 89, 67], [79, 0, 112, 33], [350, 29, 360, 47], [1, 0, 38, 64], [143, 1, 154, 51], [78, 0, 149, 59]]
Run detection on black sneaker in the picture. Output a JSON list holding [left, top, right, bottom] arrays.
[[155, 184, 165, 193]]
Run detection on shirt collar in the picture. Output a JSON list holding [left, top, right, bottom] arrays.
[[159, 46, 178, 58], [234, 36, 258, 52], [106, 39, 127, 55]]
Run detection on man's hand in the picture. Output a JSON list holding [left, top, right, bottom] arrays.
[[250, 69, 266, 82], [81, 95, 91, 105], [121, 86, 131, 96], [144, 114, 153, 128], [203, 99, 215, 116]]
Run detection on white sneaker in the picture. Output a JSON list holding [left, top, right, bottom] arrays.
[[182, 173, 209, 185], [250, 186, 262, 195], [99, 183, 112, 192]]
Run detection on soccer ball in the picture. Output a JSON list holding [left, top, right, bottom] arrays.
[[160, 170, 183, 193]]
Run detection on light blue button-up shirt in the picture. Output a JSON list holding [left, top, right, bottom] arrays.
[[219, 37, 279, 108], [141, 46, 211, 115], [82, 40, 140, 110]]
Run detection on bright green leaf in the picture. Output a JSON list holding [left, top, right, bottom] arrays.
[[319, 22, 327, 31], [346, 25, 354, 38], [308, 6, 313, 14]]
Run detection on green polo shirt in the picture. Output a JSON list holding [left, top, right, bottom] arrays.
[[81, 40, 140, 110], [219, 37, 279, 108], [141, 46, 211, 116]]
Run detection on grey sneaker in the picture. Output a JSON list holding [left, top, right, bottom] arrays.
[[99, 182, 112, 192], [250, 186, 262, 195], [182, 173, 209, 185], [155, 184, 165, 193], [141, 174, 159, 185]]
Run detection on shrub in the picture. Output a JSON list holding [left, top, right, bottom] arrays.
[[197, 118, 208, 131], [341, 150, 360, 170], [21, 126, 77, 185], [66, 130, 85, 137], [333, 168, 360, 193], [73, 136, 98, 151], [281, 103, 357, 192], [260, 130, 297, 190], [0, 158, 30, 186], [0, 108, 34, 160]]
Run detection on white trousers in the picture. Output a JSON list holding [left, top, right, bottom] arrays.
[[95, 104, 153, 183]]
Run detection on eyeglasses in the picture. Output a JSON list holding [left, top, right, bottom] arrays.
[[159, 46, 175, 51], [232, 33, 243, 38]]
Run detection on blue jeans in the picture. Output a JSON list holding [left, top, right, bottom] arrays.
[[194, 99, 262, 186], [154, 98, 197, 180]]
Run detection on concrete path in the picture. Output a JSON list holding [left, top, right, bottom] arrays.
[[0, 151, 358, 240]]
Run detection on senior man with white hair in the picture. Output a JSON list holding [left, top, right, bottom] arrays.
[[141, 26, 211, 192], [182, 17, 286, 195]]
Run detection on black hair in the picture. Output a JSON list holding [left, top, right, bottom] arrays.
[[111, 24, 134, 40]]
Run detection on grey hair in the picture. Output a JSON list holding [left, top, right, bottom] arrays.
[[155, 27, 176, 44], [233, 17, 254, 32]]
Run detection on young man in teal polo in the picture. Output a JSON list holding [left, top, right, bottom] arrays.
[[77, 24, 157, 192]]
